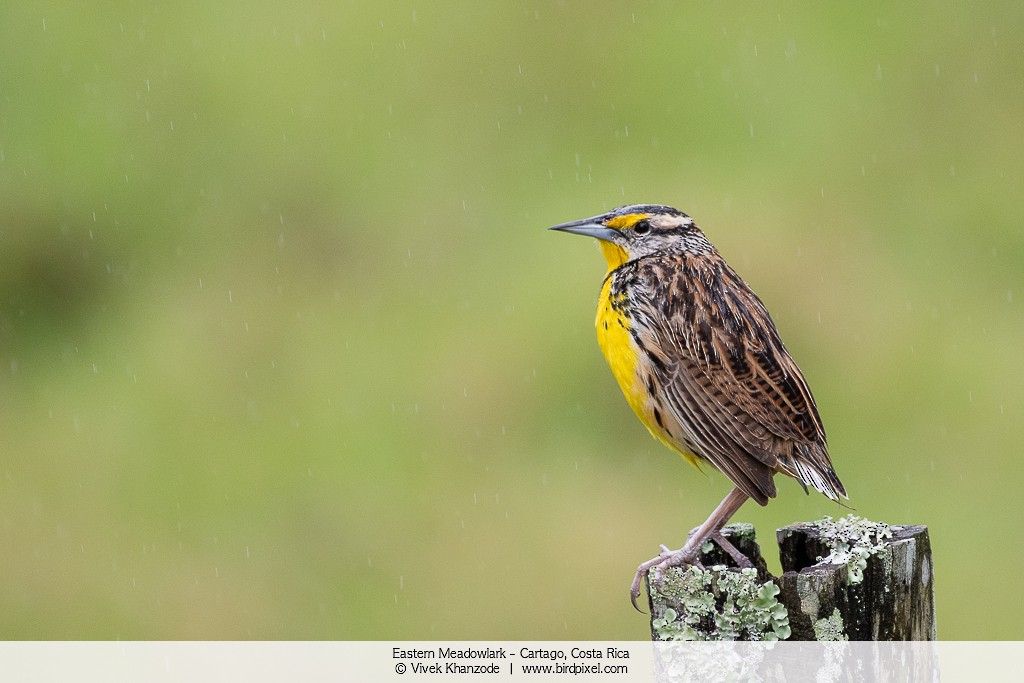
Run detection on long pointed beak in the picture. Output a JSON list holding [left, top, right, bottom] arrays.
[[548, 217, 619, 242]]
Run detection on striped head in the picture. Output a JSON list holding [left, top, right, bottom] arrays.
[[549, 204, 715, 271]]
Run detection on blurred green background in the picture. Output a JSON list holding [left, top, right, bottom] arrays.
[[1, 1, 1021, 640]]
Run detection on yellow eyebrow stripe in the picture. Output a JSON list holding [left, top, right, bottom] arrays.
[[605, 213, 649, 230]]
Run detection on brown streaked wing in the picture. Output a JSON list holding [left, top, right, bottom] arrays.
[[663, 256, 827, 445], [707, 263, 825, 445], [655, 361, 778, 504], [629, 255, 828, 502]]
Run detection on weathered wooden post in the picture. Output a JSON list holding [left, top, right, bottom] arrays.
[[647, 516, 935, 641]]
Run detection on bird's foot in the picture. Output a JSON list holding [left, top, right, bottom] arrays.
[[628, 533, 753, 611], [629, 544, 703, 612]]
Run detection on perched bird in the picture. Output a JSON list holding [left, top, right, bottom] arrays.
[[549, 204, 846, 609]]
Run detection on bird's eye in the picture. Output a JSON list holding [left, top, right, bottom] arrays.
[[633, 220, 651, 235]]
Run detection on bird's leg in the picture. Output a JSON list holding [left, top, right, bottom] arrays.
[[707, 530, 754, 569], [629, 487, 751, 611]]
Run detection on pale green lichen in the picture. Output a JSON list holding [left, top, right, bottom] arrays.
[[651, 566, 790, 641], [813, 608, 848, 641], [815, 515, 893, 585]]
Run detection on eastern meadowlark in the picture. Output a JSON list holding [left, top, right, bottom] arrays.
[[550, 204, 847, 609]]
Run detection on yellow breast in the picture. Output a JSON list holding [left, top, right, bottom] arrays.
[[595, 273, 700, 468], [595, 278, 647, 425]]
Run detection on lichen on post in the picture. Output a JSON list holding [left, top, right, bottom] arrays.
[[777, 517, 935, 641], [645, 517, 935, 641], [647, 524, 786, 642]]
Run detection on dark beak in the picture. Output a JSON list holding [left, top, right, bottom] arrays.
[[548, 217, 619, 242]]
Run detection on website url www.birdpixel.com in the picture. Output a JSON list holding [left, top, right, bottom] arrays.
[[391, 646, 631, 676], [519, 661, 629, 675]]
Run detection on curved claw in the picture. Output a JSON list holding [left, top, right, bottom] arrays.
[[629, 549, 673, 611], [628, 545, 704, 612], [629, 580, 645, 613]]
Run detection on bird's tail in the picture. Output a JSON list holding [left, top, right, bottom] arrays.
[[779, 443, 848, 502]]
